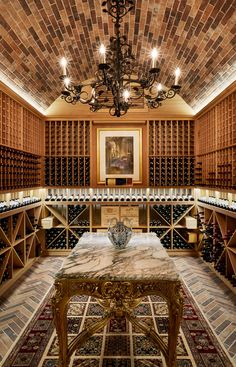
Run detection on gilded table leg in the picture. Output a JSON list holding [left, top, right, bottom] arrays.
[[166, 284, 183, 367], [51, 287, 70, 367]]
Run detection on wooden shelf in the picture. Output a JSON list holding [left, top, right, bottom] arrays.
[[148, 120, 194, 186], [0, 90, 44, 155], [0, 203, 42, 293], [195, 91, 236, 189], [197, 201, 236, 287], [44, 120, 90, 187], [41, 200, 197, 253], [0, 145, 43, 191]]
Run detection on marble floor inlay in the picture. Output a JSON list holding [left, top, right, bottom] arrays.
[[0, 255, 235, 365]]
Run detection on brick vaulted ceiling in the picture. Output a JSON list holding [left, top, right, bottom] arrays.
[[0, 0, 236, 114]]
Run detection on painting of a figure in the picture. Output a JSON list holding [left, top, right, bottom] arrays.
[[106, 136, 134, 174]]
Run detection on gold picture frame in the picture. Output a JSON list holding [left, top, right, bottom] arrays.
[[97, 128, 142, 184]]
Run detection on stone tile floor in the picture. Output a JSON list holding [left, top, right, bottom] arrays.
[[0, 256, 235, 364]]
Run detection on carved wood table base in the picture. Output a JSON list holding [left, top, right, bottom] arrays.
[[52, 278, 183, 367], [51, 233, 183, 367]]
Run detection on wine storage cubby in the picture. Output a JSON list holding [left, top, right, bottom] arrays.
[[44, 120, 90, 187], [0, 202, 42, 295], [0, 90, 44, 155], [40, 188, 198, 255], [149, 120, 194, 187], [149, 203, 196, 250], [42, 202, 90, 253], [197, 201, 236, 287], [195, 90, 236, 190], [0, 145, 42, 191]]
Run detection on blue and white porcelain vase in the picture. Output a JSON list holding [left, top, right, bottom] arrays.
[[108, 218, 132, 249]]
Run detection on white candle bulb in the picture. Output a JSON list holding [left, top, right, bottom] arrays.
[[60, 57, 67, 75], [174, 67, 180, 85], [64, 77, 71, 88], [151, 48, 158, 68], [123, 89, 130, 102], [99, 44, 106, 63], [157, 83, 162, 92]]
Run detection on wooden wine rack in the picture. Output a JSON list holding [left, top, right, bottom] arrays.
[[195, 91, 236, 189], [0, 89, 44, 191], [41, 200, 197, 255], [196, 201, 236, 289], [149, 202, 196, 250], [149, 120, 195, 186], [0, 90, 44, 155], [44, 120, 90, 187], [0, 202, 42, 295], [0, 145, 42, 191]]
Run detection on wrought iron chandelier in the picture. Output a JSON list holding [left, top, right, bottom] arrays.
[[60, 0, 181, 117]]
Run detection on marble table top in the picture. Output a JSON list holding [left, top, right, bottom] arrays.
[[55, 232, 180, 282]]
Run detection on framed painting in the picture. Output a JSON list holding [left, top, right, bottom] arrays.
[[97, 128, 142, 184]]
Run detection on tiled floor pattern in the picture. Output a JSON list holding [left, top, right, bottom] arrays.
[[0, 257, 63, 362], [173, 257, 236, 363], [0, 256, 235, 365]]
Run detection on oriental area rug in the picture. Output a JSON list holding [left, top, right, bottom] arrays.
[[2, 284, 233, 367]]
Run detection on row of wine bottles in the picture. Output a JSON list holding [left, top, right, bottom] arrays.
[[198, 197, 236, 212], [45, 156, 90, 187], [151, 229, 192, 249], [0, 197, 41, 213], [45, 193, 194, 202], [149, 157, 195, 186], [45, 228, 90, 249]]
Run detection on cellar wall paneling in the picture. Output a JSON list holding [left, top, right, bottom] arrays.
[[0, 88, 44, 192], [0, 89, 44, 155], [0, 202, 43, 295], [149, 120, 195, 187], [44, 120, 90, 187], [0, 145, 43, 192], [195, 90, 236, 190]]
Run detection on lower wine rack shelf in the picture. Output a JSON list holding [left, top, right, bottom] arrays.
[[41, 201, 198, 255], [196, 201, 236, 288], [0, 198, 235, 294], [0, 202, 42, 295]]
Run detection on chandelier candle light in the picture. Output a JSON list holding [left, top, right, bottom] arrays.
[[60, 0, 181, 117]]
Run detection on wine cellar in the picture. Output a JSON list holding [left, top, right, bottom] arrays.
[[0, 85, 236, 296], [1, 1, 236, 364]]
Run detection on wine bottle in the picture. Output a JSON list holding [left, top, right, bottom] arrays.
[[108, 194, 114, 201], [79, 194, 85, 201], [45, 195, 52, 201], [137, 193, 142, 201], [149, 194, 154, 201], [120, 194, 125, 201], [92, 194, 97, 201], [85, 194, 90, 201]]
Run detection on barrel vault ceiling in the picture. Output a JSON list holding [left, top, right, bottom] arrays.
[[0, 0, 236, 114]]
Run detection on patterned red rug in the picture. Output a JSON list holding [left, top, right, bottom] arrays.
[[2, 284, 233, 367]]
